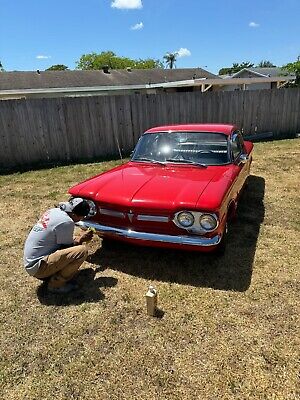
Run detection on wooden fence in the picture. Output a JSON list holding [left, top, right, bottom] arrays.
[[0, 88, 299, 170]]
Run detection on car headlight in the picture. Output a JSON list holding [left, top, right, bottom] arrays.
[[199, 214, 217, 231], [177, 211, 194, 227], [86, 200, 97, 217]]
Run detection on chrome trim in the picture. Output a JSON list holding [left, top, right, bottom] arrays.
[[173, 211, 219, 233], [99, 208, 170, 223], [137, 215, 169, 222], [76, 220, 221, 247], [237, 153, 248, 165], [99, 208, 126, 218]]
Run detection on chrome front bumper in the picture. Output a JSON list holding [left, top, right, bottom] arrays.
[[76, 220, 221, 247]]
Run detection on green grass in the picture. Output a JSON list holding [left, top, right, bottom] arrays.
[[0, 140, 299, 399]]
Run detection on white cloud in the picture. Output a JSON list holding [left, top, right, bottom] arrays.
[[249, 21, 259, 28], [36, 55, 51, 59], [177, 48, 191, 58], [131, 22, 144, 30], [111, 0, 142, 9]]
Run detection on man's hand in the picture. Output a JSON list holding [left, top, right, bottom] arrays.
[[77, 230, 94, 244]]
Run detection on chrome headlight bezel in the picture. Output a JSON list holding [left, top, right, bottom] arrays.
[[199, 214, 218, 231], [86, 200, 97, 217], [177, 211, 195, 228], [173, 211, 219, 232]]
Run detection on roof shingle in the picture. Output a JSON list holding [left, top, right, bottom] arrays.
[[0, 68, 220, 90]]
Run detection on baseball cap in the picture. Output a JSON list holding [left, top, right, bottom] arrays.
[[59, 198, 90, 216]]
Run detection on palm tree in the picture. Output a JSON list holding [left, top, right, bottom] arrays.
[[163, 52, 178, 69]]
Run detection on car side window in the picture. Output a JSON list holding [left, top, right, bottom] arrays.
[[231, 131, 244, 160]]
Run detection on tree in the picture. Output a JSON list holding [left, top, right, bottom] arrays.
[[0, 61, 4, 72], [257, 60, 276, 68], [283, 56, 300, 87], [135, 58, 164, 69], [46, 64, 69, 71], [219, 62, 254, 75], [163, 52, 178, 69], [76, 51, 163, 70]]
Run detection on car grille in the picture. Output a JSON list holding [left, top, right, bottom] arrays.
[[92, 204, 181, 235], [99, 207, 169, 223]]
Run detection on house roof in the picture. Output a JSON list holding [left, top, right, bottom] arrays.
[[228, 67, 295, 79], [0, 68, 220, 91]]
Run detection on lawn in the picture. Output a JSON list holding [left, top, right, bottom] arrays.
[[0, 139, 299, 400]]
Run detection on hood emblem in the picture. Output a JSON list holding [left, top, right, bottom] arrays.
[[127, 211, 134, 222]]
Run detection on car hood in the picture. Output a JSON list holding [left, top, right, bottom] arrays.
[[69, 162, 234, 211]]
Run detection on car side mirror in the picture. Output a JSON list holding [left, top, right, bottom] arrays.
[[237, 153, 248, 165]]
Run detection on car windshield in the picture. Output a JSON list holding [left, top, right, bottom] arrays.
[[131, 131, 229, 166]]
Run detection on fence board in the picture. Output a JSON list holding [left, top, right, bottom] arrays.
[[0, 88, 299, 170]]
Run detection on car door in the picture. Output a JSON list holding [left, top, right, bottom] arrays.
[[230, 131, 249, 198]]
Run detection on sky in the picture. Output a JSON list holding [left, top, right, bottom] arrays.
[[0, 0, 299, 74]]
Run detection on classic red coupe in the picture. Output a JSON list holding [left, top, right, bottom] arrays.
[[69, 124, 253, 253]]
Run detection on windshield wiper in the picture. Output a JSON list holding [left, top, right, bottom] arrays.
[[166, 158, 207, 168], [133, 157, 166, 166]]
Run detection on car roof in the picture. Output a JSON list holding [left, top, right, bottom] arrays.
[[145, 123, 236, 136]]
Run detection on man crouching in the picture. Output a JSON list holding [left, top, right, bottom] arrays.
[[24, 198, 94, 294]]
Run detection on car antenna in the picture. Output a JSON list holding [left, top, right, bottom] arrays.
[[114, 133, 123, 162]]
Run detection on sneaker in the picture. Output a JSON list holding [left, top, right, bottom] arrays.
[[68, 279, 80, 290], [47, 282, 78, 294]]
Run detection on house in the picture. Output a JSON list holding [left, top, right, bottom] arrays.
[[219, 67, 296, 91], [0, 68, 220, 99], [1, 67, 295, 100]]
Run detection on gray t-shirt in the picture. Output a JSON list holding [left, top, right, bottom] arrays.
[[23, 208, 74, 276]]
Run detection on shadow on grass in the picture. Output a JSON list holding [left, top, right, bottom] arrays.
[[36, 267, 118, 306], [88, 175, 265, 292]]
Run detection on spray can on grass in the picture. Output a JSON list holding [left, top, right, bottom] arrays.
[[145, 285, 158, 316]]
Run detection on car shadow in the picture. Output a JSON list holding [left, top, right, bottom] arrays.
[[36, 267, 118, 306], [88, 175, 265, 292]]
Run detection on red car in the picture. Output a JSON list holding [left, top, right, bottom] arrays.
[[69, 124, 253, 253]]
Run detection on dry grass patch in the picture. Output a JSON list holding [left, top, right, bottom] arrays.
[[0, 141, 299, 399]]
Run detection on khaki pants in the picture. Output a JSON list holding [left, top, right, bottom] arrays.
[[34, 245, 88, 288]]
